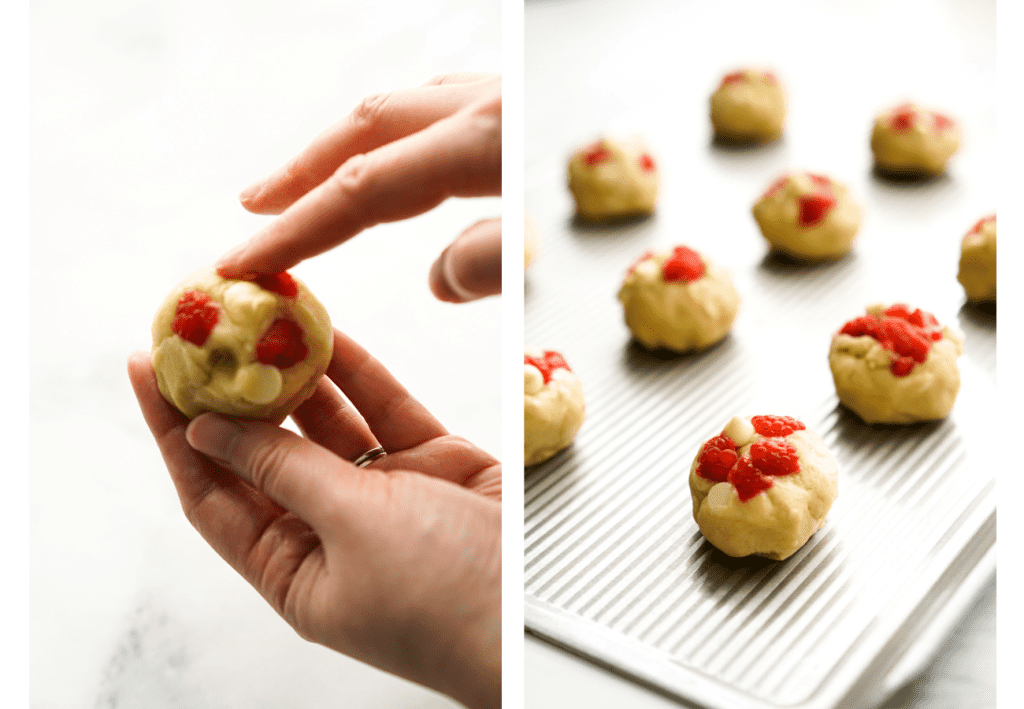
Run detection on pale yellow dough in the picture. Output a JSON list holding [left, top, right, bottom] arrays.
[[152, 267, 333, 420], [524, 349, 586, 466], [870, 103, 961, 175], [829, 305, 964, 425], [689, 416, 839, 560], [958, 215, 996, 302], [752, 172, 863, 260], [617, 247, 740, 352], [567, 137, 658, 221], [709, 69, 786, 142]]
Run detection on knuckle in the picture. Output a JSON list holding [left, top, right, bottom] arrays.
[[244, 436, 295, 494], [349, 91, 391, 133]]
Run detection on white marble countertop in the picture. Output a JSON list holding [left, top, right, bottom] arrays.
[[30, 1, 499, 707]]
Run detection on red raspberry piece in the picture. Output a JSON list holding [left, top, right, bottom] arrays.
[[525, 350, 570, 385], [172, 290, 219, 347], [808, 173, 832, 188], [751, 415, 805, 438], [933, 113, 954, 130], [696, 434, 738, 483], [840, 306, 943, 376], [890, 356, 915, 377], [625, 250, 654, 278], [721, 71, 747, 86], [968, 215, 996, 236], [763, 175, 789, 199], [256, 319, 308, 369], [891, 108, 915, 131], [763, 71, 778, 84], [798, 193, 836, 227], [661, 246, 706, 283], [750, 438, 800, 477], [582, 143, 610, 167], [638, 153, 656, 172], [728, 457, 774, 502]]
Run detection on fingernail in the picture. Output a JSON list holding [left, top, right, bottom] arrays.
[[239, 180, 263, 205], [214, 245, 252, 279], [186, 414, 242, 464]]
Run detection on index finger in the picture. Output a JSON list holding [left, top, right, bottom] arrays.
[[216, 87, 501, 280]]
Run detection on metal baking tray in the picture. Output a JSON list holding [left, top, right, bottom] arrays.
[[523, 142, 996, 708]]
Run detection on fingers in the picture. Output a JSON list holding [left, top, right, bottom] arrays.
[[322, 328, 449, 452], [126, 353, 318, 588], [429, 217, 502, 303], [289, 375, 381, 462], [184, 413, 379, 539], [239, 78, 498, 216], [217, 84, 501, 279]]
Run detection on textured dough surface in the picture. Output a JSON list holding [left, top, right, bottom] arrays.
[[152, 267, 333, 420], [710, 69, 786, 142], [752, 172, 862, 260], [689, 416, 839, 560], [524, 349, 586, 466], [617, 247, 740, 352], [567, 137, 658, 221], [958, 215, 996, 302], [870, 103, 961, 175], [829, 304, 963, 424]]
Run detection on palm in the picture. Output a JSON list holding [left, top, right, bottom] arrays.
[[129, 328, 500, 708]]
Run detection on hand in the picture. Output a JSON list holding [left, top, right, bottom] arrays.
[[128, 329, 501, 709], [217, 73, 502, 304]]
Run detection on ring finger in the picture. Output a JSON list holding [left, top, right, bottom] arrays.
[[290, 376, 383, 465]]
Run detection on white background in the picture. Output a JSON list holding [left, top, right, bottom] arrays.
[[30, 1, 499, 707]]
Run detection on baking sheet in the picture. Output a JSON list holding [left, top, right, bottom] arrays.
[[524, 2, 995, 707]]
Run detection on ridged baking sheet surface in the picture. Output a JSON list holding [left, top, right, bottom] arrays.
[[524, 3, 995, 707], [524, 175, 996, 709]]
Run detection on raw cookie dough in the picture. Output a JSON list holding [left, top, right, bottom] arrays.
[[829, 304, 964, 424], [870, 103, 961, 176], [709, 69, 786, 143], [957, 214, 996, 302], [618, 245, 740, 352], [152, 266, 333, 420], [567, 137, 658, 221], [689, 415, 838, 560], [525, 210, 539, 268], [524, 349, 586, 466], [752, 172, 863, 260]]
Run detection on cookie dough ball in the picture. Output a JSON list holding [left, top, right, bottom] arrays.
[[567, 137, 658, 221], [752, 172, 863, 260], [958, 214, 996, 302], [525, 210, 540, 268], [870, 103, 961, 176], [689, 415, 838, 560], [618, 245, 740, 352], [829, 304, 964, 424], [524, 349, 586, 466], [709, 69, 786, 143], [152, 267, 333, 420]]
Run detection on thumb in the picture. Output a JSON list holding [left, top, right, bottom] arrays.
[[429, 217, 502, 303], [185, 413, 374, 534]]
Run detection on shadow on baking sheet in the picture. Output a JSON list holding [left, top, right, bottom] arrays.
[[756, 249, 857, 277], [620, 335, 737, 373], [568, 212, 654, 237]]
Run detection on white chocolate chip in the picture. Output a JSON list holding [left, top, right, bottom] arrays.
[[707, 483, 734, 509], [234, 363, 284, 405], [723, 415, 755, 446], [524, 365, 544, 396], [223, 281, 277, 326]]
